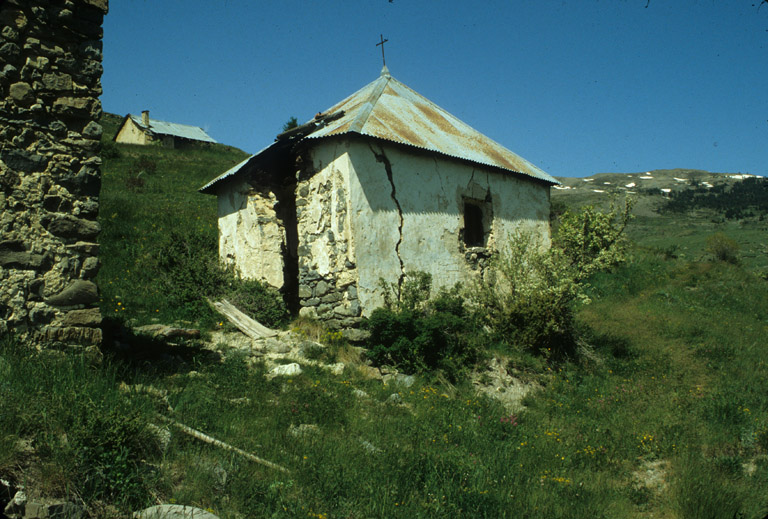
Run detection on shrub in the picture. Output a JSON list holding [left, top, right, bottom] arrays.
[[555, 197, 633, 280], [224, 276, 289, 328], [133, 156, 158, 175], [365, 274, 479, 381], [706, 232, 740, 264], [473, 232, 583, 358], [100, 140, 121, 160], [151, 230, 288, 328], [125, 171, 146, 192], [476, 200, 633, 359], [153, 230, 228, 317]]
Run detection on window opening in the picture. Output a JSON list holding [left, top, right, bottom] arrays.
[[463, 202, 485, 247]]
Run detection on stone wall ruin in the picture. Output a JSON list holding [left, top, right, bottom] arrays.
[[0, 0, 108, 346]]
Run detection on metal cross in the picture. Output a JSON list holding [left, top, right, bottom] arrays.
[[376, 34, 388, 66]]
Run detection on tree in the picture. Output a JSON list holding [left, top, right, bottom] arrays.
[[282, 117, 298, 132]]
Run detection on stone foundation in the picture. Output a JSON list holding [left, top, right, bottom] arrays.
[[0, 0, 108, 346]]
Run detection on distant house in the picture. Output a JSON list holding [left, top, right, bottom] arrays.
[[114, 110, 216, 148]]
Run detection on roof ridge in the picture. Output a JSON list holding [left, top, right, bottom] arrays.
[[347, 74, 390, 134]]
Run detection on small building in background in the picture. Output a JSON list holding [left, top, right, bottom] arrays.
[[114, 110, 216, 148], [201, 66, 558, 329]]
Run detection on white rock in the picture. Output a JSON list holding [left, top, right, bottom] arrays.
[[265, 338, 291, 354], [270, 363, 302, 377], [133, 504, 220, 519], [352, 388, 370, 399], [288, 423, 319, 437], [326, 362, 345, 375]]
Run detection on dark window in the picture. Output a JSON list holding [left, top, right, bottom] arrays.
[[464, 202, 485, 247]]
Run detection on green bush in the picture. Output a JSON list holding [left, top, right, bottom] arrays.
[[224, 276, 289, 328], [100, 140, 121, 160], [474, 232, 583, 358], [706, 232, 740, 264], [556, 197, 633, 280], [150, 230, 288, 328], [476, 200, 633, 359], [365, 274, 479, 381]]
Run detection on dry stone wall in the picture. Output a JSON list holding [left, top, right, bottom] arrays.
[[0, 0, 108, 346]]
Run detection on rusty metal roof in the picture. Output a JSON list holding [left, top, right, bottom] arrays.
[[200, 67, 556, 194], [129, 114, 217, 143], [306, 66, 557, 184]]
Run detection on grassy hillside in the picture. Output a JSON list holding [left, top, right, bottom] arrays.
[[0, 146, 767, 518], [97, 113, 250, 328], [553, 169, 768, 273]]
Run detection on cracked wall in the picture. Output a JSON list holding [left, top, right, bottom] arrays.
[[345, 139, 551, 315], [216, 136, 551, 325], [0, 0, 108, 346]]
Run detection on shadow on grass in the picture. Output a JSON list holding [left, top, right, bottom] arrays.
[[100, 317, 221, 380], [588, 330, 639, 361]]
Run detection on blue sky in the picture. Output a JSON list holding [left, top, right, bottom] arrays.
[[101, 1, 767, 178]]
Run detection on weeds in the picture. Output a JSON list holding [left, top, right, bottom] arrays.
[[365, 274, 480, 381], [706, 232, 740, 264]]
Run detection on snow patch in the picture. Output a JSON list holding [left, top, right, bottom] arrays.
[[674, 177, 687, 182], [553, 185, 571, 190], [592, 189, 606, 193], [625, 182, 636, 188], [730, 174, 754, 179], [639, 176, 654, 180], [661, 188, 671, 193], [583, 178, 595, 182]]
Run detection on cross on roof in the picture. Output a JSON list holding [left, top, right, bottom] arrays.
[[376, 34, 388, 66]]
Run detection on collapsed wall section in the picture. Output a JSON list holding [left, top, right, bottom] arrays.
[[0, 0, 108, 346]]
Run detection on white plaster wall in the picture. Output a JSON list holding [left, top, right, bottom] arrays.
[[217, 180, 285, 288], [344, 139, 551, 315], [301, 142, 356, 286], [114, 118, 148, 145]]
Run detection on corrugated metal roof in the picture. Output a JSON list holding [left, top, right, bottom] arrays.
[[200, 67, 557, 194], [130, 115, 217, 143], [199, 140, 285, 193], [307, 66, 557, 184]]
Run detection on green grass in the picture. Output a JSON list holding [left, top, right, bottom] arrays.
[[97, 114, 249, 328], [5, 248, 767, 517], [2, 134, 768, 517]]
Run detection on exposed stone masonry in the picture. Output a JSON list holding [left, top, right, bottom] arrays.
[[295, 158, 362, 330], [0, 0, 108, 346]]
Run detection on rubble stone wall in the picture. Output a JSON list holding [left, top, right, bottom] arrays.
[[0, 0, 108, 346], [296, 143, 361, 328]]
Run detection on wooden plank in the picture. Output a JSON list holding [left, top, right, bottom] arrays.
[[156, 415, 290, 473], [207, 298, 278, 339]]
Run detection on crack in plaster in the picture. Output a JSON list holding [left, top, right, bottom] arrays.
[[433, 156, 448, 200], [369, 144, 405, 293]]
